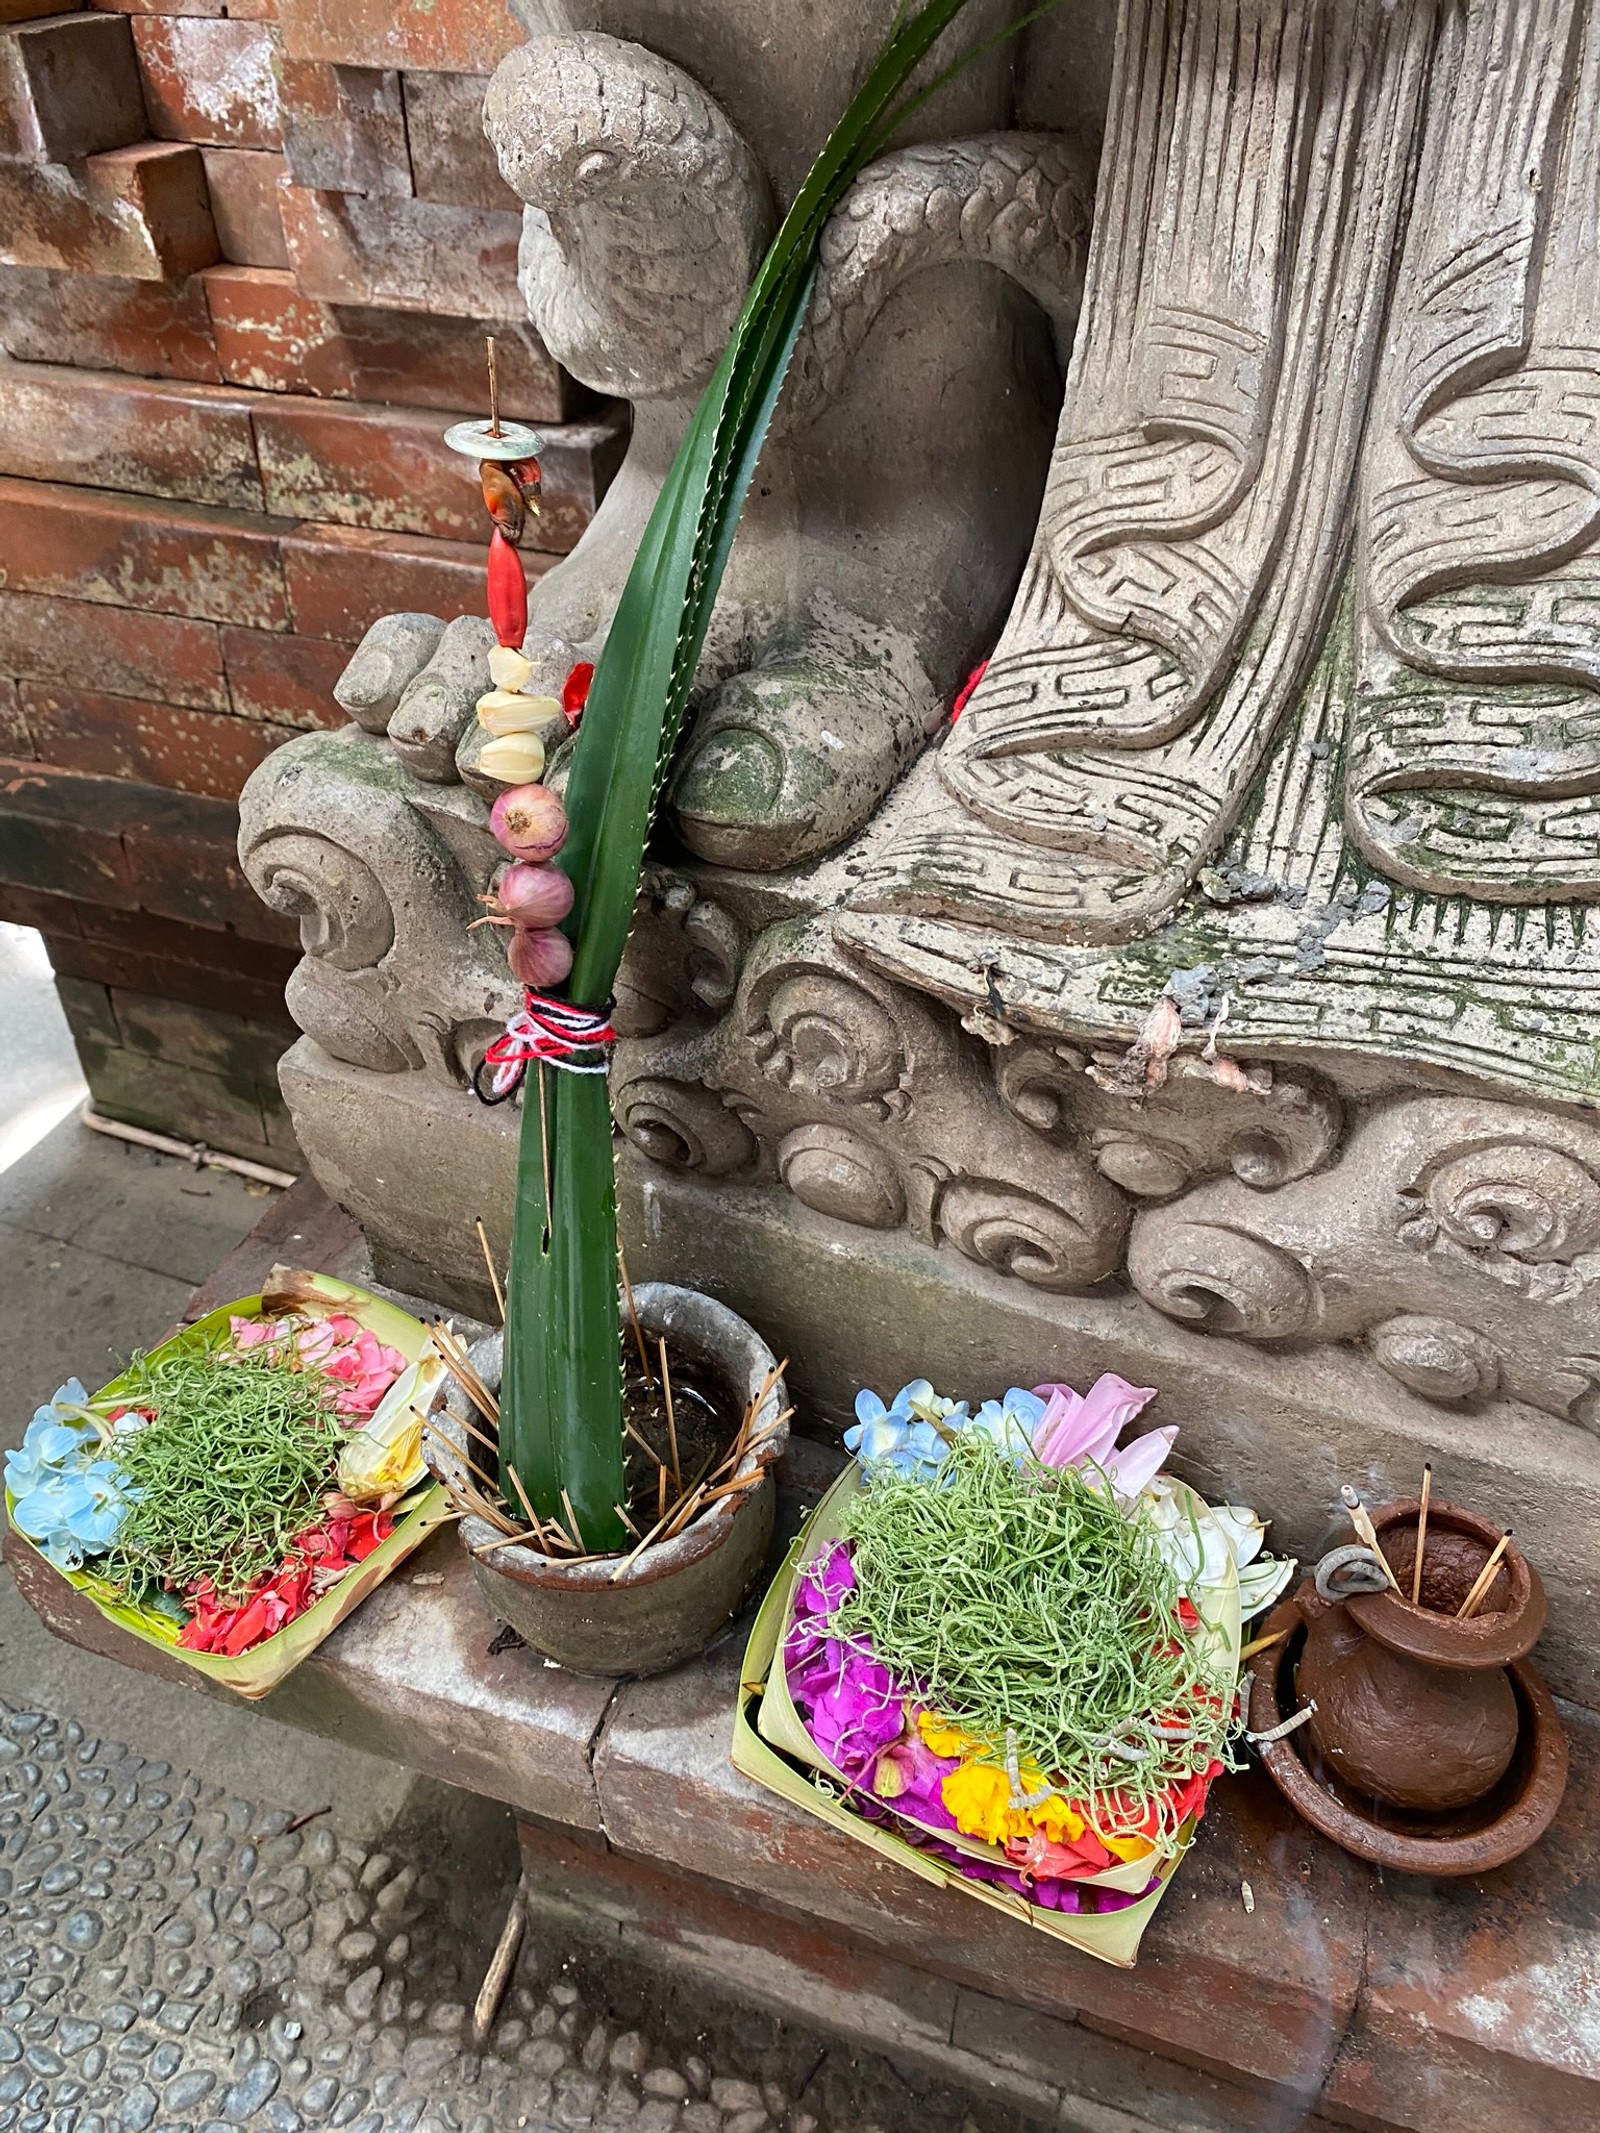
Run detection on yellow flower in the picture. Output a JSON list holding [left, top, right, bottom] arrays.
[[1100, 1830, 1155, 1863], [1017, 1790, 1087, 1846], [940, 1762, 1014, 1845], [917, 1709, 986, 1760]]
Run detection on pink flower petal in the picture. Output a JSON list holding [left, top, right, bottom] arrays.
[[1029, 1374, 1158, 1470], [1101, 1424, 1178, 1502]]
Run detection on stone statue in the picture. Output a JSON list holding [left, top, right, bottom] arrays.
[[240, 0, 1600, 1708]]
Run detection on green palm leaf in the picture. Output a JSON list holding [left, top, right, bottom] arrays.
[[501, 0, 1041, 1548]]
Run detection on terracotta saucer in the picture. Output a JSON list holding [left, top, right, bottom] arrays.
[[1247, 1590, 1568, 1876]]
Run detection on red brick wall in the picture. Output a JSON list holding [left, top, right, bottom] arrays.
[[0, 0, 622, 1162]]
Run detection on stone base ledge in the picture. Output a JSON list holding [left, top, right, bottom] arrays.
[[9, 1179, 1600, 2131]]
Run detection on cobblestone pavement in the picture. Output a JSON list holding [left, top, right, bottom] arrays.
[[0, 1700, 1033, 2133]]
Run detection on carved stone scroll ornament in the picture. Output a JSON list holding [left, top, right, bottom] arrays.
[[611, 916, 1130, 1293], [1347, 0, 1600, 901], [850, 0, 1438, 945], [238, 727, 518, 1090], [1126, 1097, 1600, 1428], [994, 1042, 1342, 1201]]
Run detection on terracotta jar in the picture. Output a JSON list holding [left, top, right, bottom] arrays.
[[1298, 1500, 1545, 1813]]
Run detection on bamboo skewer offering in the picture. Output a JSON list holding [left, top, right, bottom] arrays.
[[429, 1251, 784, 1573], [1457, 1530, 1513, 1619], [1412, 1462, 1432, 1606]]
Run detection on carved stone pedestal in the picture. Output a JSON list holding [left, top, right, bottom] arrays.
[[242, 0, 1600, 1714]]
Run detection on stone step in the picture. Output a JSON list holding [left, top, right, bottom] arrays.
[[10, 1177, 1600, 2133]]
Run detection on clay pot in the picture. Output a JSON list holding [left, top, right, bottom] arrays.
[[1248, 1601, 1568, 1876], [1299, 1500, 1544, 1813], [434, 1283, 787, 1678]]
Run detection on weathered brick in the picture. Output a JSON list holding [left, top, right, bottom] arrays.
[[0, 879, 78, 933], [275, 55, 408, 195], [1324, 1704, 1600, 2133], [5, 1, 91, 22], [2, 759, 281, 937], [0, 266, 221, 383], [124, 794, 272, 936], [0, 11, 144, 160], [72, 1036, 288, 1163], [279, 183, 524, 322], [69, 896, 299, 975], [0, 587, 226, 708], [0, 477, 290, 626], [0, 141, 218, 279], [112, 986, 295, 1080], [281, 521, 522, 640], [0, 673, 26, 753], [220, 622, 351, 726], [0, 360, 263, 511], [0, 755, 136, 905], [201, 263, 567, 417], [20, 684, 297, 799], [277, 0, 520, 75], [133, 16, 281, 150], [401, 71, 514, 211], [199, 146, 288, 267], [53, 969, 119, 1049], [87, 1, 223, 15], [254, 393, 625, 548]]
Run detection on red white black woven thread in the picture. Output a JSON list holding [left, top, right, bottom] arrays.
[[473, 991, 616, 1103]]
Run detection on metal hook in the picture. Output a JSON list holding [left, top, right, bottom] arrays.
[[1314, 1543, 1392, 1601]]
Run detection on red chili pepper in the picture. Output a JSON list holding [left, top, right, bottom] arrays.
[[951, 659, 989, 722], [561, 660, 595, 727], [487, 527, 527, 649]]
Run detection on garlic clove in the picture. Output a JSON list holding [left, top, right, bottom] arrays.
[[477, 730, 547, 784], [488, 644, 533, 692], [476, 690, 564, 736]]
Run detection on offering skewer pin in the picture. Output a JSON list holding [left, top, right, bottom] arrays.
[[1411, 1461, 1432, 1605]]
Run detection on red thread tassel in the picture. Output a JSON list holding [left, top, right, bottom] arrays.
[[487, 527, 527, 649]]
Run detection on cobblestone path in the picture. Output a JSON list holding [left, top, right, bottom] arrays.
[[0, 1701, 1025, 2133]]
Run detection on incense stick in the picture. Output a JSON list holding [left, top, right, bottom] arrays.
[[1411, 1462, 1432, 1606], [1457, 1530, 1512, 1619], [423, 1420, 505, 1504], [623, 1419, 668, 1473], [618, 1244, 653, 1387], [560, 1488, 588, 1554], [474, 1217, 505, 1322], [1240, 1625, 1292, 1662], [658, 1337, 681, 1489], [505, 1461, 544, 1542], [1340, 1485, 1402, 1595]]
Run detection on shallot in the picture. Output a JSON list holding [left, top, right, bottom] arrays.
[[507, 926, 574, 988], [492, 862, 574, 928], [490, 783, 567, 862]]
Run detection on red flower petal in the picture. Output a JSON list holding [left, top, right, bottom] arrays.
[[561, 661, 595, 727]]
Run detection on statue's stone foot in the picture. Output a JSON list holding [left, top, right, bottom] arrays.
[[671, 606, 938, 871], [846, 757, 1193, 950]]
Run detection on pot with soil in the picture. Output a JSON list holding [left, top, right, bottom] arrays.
[[1248, 1497, 1568, 1873], [431, 1284, 788, 1677]]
